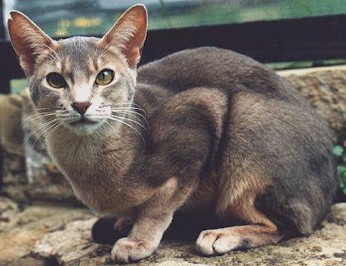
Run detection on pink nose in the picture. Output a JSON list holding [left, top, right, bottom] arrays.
[[72, 102, 91, 115]]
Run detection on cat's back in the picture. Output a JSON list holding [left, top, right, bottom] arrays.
[[137, 47, 299, 103], [138, 47, 257, 90]]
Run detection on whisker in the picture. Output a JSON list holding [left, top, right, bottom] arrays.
[[110, 114, 148, 132], [110, 109, 147, 119], [109, 102, 133, 105], [25, 119, 59, 147], [35, 120, 60, 148], [22, 112, 56, 127], [110, 106, 145, 112], [111, 111, 149, 130], [24, 118, 58, 142], [56, 114, 76, 118], [103, 120, 113, 129], [110, 107, 146, 114], [44, 121, 63, 147], [127, 102, 143, 108], [35, 107, 61, 111], [110, 102, 146, 110], [25, 112, 53, 118], [107, 116, 146, 145], [55, 110, 69, 114]]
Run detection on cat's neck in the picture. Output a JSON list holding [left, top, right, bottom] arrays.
[[43, 118, 149, 212], [45, 119, 146, 175]]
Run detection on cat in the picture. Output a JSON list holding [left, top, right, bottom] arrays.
[[8, 4, 338, 263]]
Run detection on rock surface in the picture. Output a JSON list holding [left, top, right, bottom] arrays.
[[1, 197, 345, 266], [0, 94, 23, 156], [1, 90, 77, 205], [0, 197, 91, 265], [279, 66, 346, 140]]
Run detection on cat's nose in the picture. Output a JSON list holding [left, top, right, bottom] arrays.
[[72, 102, 91, 115]]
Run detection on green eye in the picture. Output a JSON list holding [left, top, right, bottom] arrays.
[[46, 73, 67, 89], [95, 69, 114, 86]]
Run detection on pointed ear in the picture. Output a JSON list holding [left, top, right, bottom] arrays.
[[99, 4, 148, 68], [7, 11, 55, 76]]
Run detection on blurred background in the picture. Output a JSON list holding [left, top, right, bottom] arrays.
[[2, 0, 346, 38], [1, 0, 346, 93]]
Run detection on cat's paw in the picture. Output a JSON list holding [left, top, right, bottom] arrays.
[[111, 237, 158, 263], [196, 229, 241, 255]]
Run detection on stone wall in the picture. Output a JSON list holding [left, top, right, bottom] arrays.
[[0, 65, 345, 204], [0, 91, 77, 205], [279, 65, 346, 140], [0, 196, 345, 266]]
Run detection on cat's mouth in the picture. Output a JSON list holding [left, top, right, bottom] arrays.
[[69, 117, 99, 126], [64, 116, 104, 135]]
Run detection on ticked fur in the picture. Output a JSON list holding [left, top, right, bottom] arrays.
[[8, 5, 338, 263]]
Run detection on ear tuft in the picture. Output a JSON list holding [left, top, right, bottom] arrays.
[[8, 10, 55, 76], [100, 4, 148, 68]]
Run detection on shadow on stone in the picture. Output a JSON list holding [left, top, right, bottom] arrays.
[[92, 211, 227, 245]]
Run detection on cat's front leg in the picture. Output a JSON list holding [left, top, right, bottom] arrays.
[[111, 177, 194, 263], [111, 212, 172, 263]]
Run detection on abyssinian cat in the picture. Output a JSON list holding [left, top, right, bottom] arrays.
[[8, 4, 338, 263]]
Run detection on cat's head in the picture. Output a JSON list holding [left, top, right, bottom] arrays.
[[8, 5, 147, 135]]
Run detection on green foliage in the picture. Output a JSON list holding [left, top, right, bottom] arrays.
[[334, 129, 346, 195], [333, 145, 344, 157]]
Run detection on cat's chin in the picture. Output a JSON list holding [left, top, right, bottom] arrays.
[[65, 119, 104, 135]]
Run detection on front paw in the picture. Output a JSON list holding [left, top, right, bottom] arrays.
[[111, 237, 158, 263]]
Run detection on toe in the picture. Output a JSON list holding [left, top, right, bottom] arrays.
[[111, 237, 157, 263], [196, 231, 218, 255], [212, 235, 239, 254]]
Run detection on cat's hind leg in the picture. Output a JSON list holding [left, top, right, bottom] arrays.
[[195, 159, 290, 255], [196, 203, 284, 255]]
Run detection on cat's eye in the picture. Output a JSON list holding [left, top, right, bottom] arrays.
[[46, 73, 67, 89], [95, 69, 114, 86]]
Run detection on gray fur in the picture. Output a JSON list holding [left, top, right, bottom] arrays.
[[8, 6, 338, 263]]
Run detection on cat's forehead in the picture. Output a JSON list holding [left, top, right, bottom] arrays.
[[55, 37, 99, 71], [53, 36, 123, 74], [57, 36, 99, 56]]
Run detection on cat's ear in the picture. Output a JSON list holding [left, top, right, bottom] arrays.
[[7, 11, 55, 76], [100, 4, 148, 68]]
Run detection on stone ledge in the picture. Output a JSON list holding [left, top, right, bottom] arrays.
[[0, 197, 91, 265], [1, 197, 345, 266], [278, 65, 346, 139]]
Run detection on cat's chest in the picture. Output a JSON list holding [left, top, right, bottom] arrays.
[[48, 138, 99, 177], [46, 132, 146, 213]]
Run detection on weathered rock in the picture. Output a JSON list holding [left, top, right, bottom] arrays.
[[0, 94, 24, 156], [30, 203, 346, 266], [0, 94, 26, 197], [0, 197, 91, 265], [279, 66, 346, 140], [1, 90, 77, 205]]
